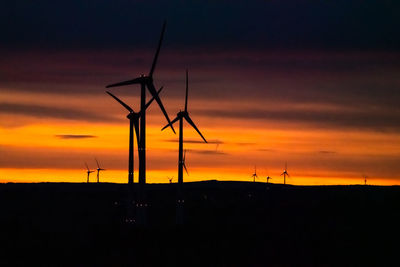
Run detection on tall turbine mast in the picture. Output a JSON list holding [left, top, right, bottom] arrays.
[[105, 21, 174, 224], [162, 69, 207, 224], [106, 87, 163, 184]]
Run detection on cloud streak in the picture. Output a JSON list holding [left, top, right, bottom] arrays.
[[164, 138, 223, 144], [0, 102, 114, 122], [195, 106, 400, 132], [55, 134, 97, 139]]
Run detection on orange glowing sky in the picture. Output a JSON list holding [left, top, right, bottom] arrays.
[[1, 48, 400, 185]]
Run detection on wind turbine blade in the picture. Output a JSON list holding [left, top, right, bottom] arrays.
[[184, 114, 207, 143], [95, 158, 100, 169], [185, 69, 188, 112], [106, 91, 134, 113], [183, 162, 189, 175], [133, 118, 140, 146], [161, 115, 180, 131], [147, 82, 175, 133], [144, 86, 163, 111], [149, 21, 166, 78], [85, 162, 89, 171], [106, 77, 142, 88], [280, 172, 284, 176]]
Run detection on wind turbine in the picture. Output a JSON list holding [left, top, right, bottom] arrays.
[[105, 21, 175, 213], [85, 162, 94, 183], [167, 176, 174, 184], [95, 158, 105, 183], [162, 69, 207, 224], [251, 166, 258, 182], [363, 175, 368, 185], [266, 175, 272, 184], [106, 87, 163, 184], [280, 162, 290, 185]]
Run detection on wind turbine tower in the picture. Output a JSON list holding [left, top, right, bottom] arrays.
[[85, 162, 94, 183], [106, 21, 175, 224], [106, 88, 163, 184], [162, 69, 207, 224], [95, 158, 105, 183]]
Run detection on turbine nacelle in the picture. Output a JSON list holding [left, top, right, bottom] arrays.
[[177, 110, 188, 118], [127, 112, 139, 120]]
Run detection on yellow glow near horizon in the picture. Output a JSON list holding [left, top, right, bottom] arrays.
[[1, 111, 400, 185], [1, 167, 399, 186]]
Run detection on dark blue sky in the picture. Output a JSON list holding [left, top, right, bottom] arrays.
[[1, 0, 399, 50]]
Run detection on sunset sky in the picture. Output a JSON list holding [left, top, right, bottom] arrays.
[[1, 1, 400, 185]]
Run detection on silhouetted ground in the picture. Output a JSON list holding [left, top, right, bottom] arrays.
[[0, 181, 399, 266]]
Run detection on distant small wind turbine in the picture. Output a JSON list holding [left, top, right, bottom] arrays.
[[85, 162, 94, 183], [363, 175, 368, 185], [95, 158, 106, 183], [251, 166, 258, 182], [280, 162, 290, 185], [266, 175, 272, 184], [168, 176, 174, 184]]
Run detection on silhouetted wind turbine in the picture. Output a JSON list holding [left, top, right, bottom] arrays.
[[251, 166, 258, 182], [266, 175, 272, 184], [95, 158, 105, 183], [106, 87, 163, 184], [162, 69, 207, 224], [85, 162, 94, 183], [363, 175, 368, 185], [106, 21, 175, 218], [167, 176, 174, 184], [281, 162, 290, 185]]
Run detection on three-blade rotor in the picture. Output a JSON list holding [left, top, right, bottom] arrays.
[[105, 21, 175, 133], [106, 86, 164, 116], [95, 158, 106, 171], [280, 162, 290, 177], [85, 162, 94, 173], [161, 70, 207, 143]]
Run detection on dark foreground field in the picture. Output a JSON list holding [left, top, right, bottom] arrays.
[[0, 181, 399, 266]]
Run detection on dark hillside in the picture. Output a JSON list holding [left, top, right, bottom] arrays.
[[0, 181, 399, 266]]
